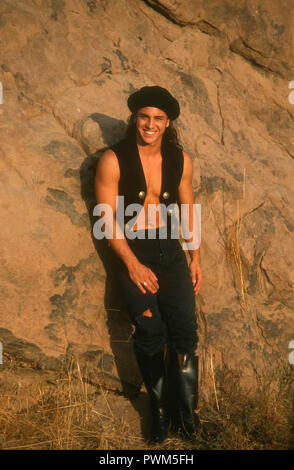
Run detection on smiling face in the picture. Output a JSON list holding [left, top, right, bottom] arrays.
[[135, 107, 170, 145]]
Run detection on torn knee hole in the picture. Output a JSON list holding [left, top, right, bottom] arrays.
[[142, 309, 153, 318]]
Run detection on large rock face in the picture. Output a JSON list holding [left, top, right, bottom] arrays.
[[0, 0, 293, 390]]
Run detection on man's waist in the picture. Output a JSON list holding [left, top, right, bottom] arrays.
[[125, 225, 173, 240]]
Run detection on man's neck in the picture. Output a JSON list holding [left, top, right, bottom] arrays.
[[136, 134, 163, 157]]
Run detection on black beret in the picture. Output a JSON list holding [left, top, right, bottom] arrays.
[[127, 86, 180, 120]]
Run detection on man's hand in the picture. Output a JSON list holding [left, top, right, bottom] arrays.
[[189, 258, 202, 296], [127, 259, 159, 294]]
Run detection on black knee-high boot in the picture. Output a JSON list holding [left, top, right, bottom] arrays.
[[166, 348, 201, 438], [166, 348, 182, 432], [135, 349, 169, 443]]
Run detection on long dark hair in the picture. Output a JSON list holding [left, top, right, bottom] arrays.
[[124, 113, 183, 149]]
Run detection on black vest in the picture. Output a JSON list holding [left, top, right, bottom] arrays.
[[109, 135, 184, 226]]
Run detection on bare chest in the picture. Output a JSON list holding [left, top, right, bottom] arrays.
[[140, 155, 162, 199]]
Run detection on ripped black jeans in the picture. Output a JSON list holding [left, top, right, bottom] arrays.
[[117, 229, 199, 356]]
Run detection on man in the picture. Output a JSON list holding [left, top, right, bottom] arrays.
[[95, 86, 202, 443]]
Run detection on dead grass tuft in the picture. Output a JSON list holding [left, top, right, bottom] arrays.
[[0, 353, 293, 450]]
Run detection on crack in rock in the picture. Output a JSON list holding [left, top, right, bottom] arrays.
[[143, 0, 189, 26], [230, 38, 293, 78]]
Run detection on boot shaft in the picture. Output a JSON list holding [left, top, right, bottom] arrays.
[[166, 349, 200, 436], [134, 349, 169, 443]]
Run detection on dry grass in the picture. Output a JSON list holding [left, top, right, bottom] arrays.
[[198, 361, 294, 450], [224, 168, 248, 309], [0, 355, 145, 450], [0, 353, 293, 450], [225, 198, 247, 309]]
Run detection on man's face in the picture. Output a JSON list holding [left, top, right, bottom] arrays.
[[135, 107, 170, 145]]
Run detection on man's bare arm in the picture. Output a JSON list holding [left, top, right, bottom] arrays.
[[178, 151, 201, 261], [95, 149, 137, 267], [177, 151, 202, 295], [95, 149, 159, 294]]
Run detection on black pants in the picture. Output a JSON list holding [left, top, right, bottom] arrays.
[[116, 229, 199, 356]]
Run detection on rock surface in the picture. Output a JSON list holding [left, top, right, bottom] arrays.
[[0, 0, 293, 391]]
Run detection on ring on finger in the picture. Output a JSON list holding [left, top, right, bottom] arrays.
[[143, 281, 148, 286], [136, 282, 141, 287]]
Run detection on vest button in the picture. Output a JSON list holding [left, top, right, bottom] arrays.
[[167, 209, 173, 216], [162, 192, 170, 199], [138, 191, 145, 199]]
